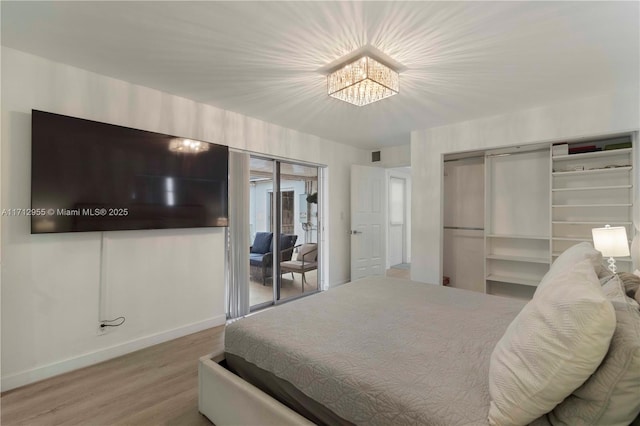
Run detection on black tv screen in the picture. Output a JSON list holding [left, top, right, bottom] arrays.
[[31, 110, 228, 234]]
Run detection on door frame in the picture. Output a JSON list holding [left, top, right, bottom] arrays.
[[385, 167, 411, 269], [350, 165, 387, 280], [247, 153, 327, 312]]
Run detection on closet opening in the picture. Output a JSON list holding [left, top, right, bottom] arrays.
[[442, 154, 485, 292], [443, 144, 552, 300]]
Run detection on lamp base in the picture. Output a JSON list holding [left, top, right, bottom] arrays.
[[607, 257, 617, 274]]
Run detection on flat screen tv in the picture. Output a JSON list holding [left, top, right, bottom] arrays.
[[31, 110, 228, 234]]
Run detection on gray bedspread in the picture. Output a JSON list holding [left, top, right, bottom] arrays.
[[225, 276, 550, 426]]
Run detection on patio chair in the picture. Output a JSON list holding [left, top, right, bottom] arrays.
[[280, 243, 318, 291], [249, 232, 298, 285]]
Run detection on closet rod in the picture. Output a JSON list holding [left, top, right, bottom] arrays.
[[443, 226, 484, 231], [443, 156, 483, 163], [485, 147, 550, 157], [444, 146, 550, 162]]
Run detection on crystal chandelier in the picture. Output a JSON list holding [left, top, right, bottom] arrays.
[[168, 138, 210, 154], [327, 56, 399, 106]]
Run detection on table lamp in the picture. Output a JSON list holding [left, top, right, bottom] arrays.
[[592, 225, 630, 274]]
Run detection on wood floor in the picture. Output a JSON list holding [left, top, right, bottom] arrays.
[[386, 264, 411, 280], [2, 271, 409, 425], [1, 326, 225, 426]]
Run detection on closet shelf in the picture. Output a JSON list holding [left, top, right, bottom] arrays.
[[552, 204, 632, 208], [552, 166, 632, 176], [479, 136, 634, 299], [552, 221, 632, 225], [486, 274, 540, 287], [552, 237, 631, 242], [486, 234, 549, 240], [552, 185, 632, 192], [552, 252, 632, 262], [552, 148, 632, 161], [486, 254, 550, 264]]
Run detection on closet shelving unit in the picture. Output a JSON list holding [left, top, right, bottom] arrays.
[[485, 149, 551, 300], [485, 236, 549, 289], [449, 133, 636, 301], [551, 140, 634, 272]]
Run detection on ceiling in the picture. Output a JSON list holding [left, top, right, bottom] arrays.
[[2, 1, 638, 149]]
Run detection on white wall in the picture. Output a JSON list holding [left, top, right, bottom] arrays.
[[0, 47, 366, 390], [373, 144, 411, 168], [411, 89, 640, 284]]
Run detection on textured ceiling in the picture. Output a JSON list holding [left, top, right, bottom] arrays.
[[2, 1, 638, 149]]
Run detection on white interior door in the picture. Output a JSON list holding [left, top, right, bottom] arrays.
[[351, 165, 386, 280]]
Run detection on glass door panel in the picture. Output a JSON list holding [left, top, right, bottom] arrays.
[[278, 162, 320, 301], [249, 157, 275, 308], [248, 156, 321, 310]]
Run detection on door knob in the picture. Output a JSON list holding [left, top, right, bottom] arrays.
[[351, 230, 362, 235]]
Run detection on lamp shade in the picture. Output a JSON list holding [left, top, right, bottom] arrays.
[[592, 225, 630, 257]]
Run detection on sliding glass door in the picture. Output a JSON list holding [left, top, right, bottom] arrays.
[[248, 157, 275, 307], [248, 157, 321, 311], [278, 162, 319, 300]]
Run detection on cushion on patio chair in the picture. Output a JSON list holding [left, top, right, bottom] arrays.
[[281, 259, 318, 273], [250, 232, 273, 254], [249, 253, 268, 267], [297, 243, 318, 261]]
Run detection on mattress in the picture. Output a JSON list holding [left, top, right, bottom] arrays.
[[225, 276, 551, 426]]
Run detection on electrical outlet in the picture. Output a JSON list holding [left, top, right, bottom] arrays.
[[97, 323, 108, 335]]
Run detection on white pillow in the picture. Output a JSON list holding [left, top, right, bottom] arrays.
[[550, 275, 640, 425], [536, 242, 603, 292], [488, 259, 616, 425]]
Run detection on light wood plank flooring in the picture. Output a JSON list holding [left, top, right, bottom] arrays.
[[386, 264, 411, 280], [3, 271, 409, 425], [1, 326, 225, 426]]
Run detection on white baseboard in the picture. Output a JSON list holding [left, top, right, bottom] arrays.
[[330, 278, 350, 287], [1, 315, 226, 392]]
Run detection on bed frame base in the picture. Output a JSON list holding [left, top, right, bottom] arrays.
[[198, 351, 314, 425]]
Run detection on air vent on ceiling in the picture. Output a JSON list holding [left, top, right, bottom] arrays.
[[372, 151, 381, 162]]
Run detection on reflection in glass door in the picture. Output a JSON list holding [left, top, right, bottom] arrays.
[[278, 162, 319, 301], [248, 157, 321, 310], [268, 191, 295, 235]]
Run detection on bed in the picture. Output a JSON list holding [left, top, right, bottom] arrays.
[[199, 276, 550, 425], [200, 244, 640, 426]]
